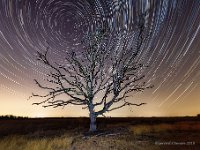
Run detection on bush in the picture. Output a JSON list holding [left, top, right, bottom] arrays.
[[0, 115, 28, 120]]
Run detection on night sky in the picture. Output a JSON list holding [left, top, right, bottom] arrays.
[[0, 0, 200, 117]]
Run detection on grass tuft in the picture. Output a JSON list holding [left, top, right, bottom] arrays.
[[0, 134, 73, 150]]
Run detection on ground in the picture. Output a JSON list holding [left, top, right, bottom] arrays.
[[0, 117, 200, 150]]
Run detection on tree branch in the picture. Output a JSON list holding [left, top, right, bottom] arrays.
[[108, 102, 146, 112]]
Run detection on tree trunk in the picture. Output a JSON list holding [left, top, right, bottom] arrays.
[[89, 104, 97, 132], [89, 112, 97, 132]]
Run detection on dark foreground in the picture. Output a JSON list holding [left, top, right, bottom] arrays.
[[0, 117, 200, 150]]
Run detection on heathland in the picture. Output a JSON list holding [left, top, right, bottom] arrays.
[[0, 116, 200, 150]]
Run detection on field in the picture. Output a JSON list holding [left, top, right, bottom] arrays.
[[0, 117, 200, 150]]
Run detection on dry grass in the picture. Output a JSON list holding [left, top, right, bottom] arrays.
[[0, 117, 200, 150], [0, 134, 73, 150], [0, 133, 158, 150], [129, 121, 200, 135], [130, 124, 174, 135]]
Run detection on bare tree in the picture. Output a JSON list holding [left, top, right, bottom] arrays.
[[29, 12, 153, 132]]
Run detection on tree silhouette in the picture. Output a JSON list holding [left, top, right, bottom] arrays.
[[29, 12, 153, 132]]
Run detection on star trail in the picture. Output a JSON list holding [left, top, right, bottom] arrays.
[[0, 0, 199, 117]]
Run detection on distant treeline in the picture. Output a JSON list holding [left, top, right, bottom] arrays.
[[0, 115, 28, 119], [0, 114, 200, 119]]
